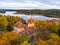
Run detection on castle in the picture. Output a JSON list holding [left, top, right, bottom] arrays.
[[13, 18, 37, 35]]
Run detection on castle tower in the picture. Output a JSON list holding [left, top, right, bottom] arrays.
[[28, 18, 35, 27]]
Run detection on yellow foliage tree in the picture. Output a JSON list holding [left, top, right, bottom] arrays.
[[36, 39, 48, 45], [0, 16, 8, 30], [0, 32, 20, 45], [20, 41, 30, 45]]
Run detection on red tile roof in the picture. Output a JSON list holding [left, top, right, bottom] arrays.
[[15, 21, 24, 28], [28, 18, 34, 24]]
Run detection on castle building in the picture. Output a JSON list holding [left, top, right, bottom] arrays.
[[14, 21, 25, 33], [13, 18, 37, 36], [27, 18, 35, 27]]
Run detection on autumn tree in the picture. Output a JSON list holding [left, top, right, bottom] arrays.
[[0, 15, 8, 31], [49, 33, 60, 45], [0, 32, 20, 45]]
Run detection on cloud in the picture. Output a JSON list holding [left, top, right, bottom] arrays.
[[0, 0, 60, 9], [0, 1, 37, 7]]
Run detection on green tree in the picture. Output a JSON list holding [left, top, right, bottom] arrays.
[[6, 24, 13, 31]]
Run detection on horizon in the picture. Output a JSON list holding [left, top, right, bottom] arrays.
[[0, 0, 60, 9]]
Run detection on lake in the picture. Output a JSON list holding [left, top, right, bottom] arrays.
[[0, 11, 59, 21]]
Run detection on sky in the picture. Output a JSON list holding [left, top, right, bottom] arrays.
[[0, 0, 60, 9]]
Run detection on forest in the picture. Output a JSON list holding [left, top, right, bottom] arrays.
[[16, 9, 60, 18], [0, 9, 60, 18], [0, 14, 60, 45]]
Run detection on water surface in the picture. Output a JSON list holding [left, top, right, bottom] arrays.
[[0, 11, 59, 21]]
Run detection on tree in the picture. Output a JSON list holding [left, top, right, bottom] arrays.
[[0, 16, 8, 30], [6, 24, 13, 31], [15, 16, 26, 24], [49, 33, 60, 45], [0, 32, 20, 45], [20, 41, 30, 45], [16, 35, 30, 43], [0, 25, 4, 31], [46, 21, 59, 33], [37, 27, 50, 40], [47, 39, 57, 45], [36, 39, 48, 45]]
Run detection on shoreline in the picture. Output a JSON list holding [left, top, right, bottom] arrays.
[[14, 13, 60, 19]]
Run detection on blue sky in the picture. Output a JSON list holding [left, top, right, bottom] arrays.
[[0, 0, 60, 9]]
